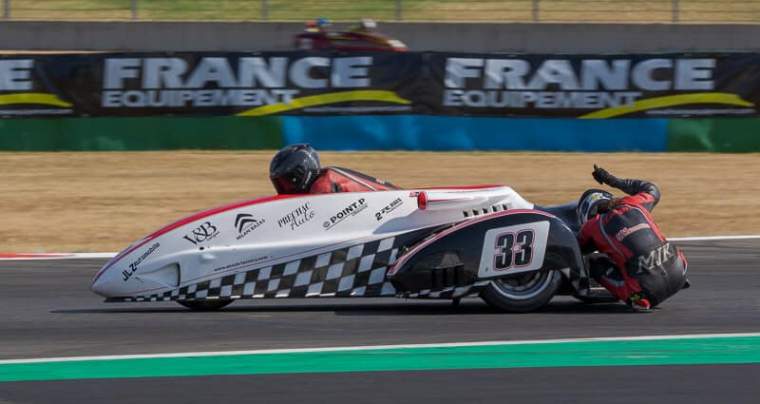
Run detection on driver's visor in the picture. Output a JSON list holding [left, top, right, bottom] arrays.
[[271, 176, 301, 194], [588, 204, 600, 218]]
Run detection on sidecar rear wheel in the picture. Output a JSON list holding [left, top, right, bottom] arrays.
[[480, 270, 561, 313], [178, 299, 233, 311]]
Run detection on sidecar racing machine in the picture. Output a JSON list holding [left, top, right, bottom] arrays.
[[294, 18, 408, 52], [91, 185, 594, 312]]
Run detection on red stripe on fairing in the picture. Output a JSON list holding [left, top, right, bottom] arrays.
[[144, 194, 299, 241], [419, 184, 504, 190], [92, 194, 299, 282], [387, 209, 556, 276]]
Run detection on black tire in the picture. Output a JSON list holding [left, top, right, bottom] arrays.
[[177, 299, 233, 311], [480, 270, 562, 313]]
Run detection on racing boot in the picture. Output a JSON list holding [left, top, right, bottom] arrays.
[[627, 293, 652, 312]]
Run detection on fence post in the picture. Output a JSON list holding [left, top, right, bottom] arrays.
[[671, 0, 679, 22], [3, 0, 10, 19], [130, 0, 137, 20], [395, 0, 402, 21], [532, 0, 540, 22], [262, 0, 269, 20]]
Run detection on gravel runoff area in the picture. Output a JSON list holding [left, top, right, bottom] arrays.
[[1, 152, 758, 252]]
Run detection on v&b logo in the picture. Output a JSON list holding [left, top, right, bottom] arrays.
[[183, 221, 220, 246]]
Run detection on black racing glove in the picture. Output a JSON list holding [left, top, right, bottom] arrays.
[[591, 164, 661, 208], [592, 164, 618, 186]]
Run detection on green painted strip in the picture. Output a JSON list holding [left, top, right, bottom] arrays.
[[2, 336, 759, 382], [667, 117, 760, 152], [0, 116, 283, 151], [3, 115, 760, 152]]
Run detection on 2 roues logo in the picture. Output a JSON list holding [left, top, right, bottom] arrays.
[[183, 221, 220, 246], [375, 198, 403, 221], [323, 198, 367, 230], [235, 213, 265, 240]]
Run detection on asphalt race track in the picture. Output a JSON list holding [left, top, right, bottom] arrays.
[[1, 239, 759, 403]]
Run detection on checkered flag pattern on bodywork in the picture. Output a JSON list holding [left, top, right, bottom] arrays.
[[404, 280, 492, 299], [114, 236, 404, 302]]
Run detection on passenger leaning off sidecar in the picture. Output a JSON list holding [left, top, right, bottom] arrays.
[[269, 144, 398, 194], [577, 165, 689, 311]]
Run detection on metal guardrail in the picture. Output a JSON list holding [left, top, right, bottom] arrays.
[[2, 0, 760, 23]]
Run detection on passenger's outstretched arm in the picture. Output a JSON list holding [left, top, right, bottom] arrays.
[[592, 165, 661, 211]]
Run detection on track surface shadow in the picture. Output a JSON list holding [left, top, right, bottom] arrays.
[[51, 299, 634, 315]]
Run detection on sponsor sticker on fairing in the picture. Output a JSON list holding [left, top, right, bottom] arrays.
[[212, 255, 269, 273], [183, 221, 220, 246], [375, 198, 403, 221], [278, 202, 315, 230], [122, 242, 160, 282], [323, 198, 368, 230], [234, 213, 265, 240]]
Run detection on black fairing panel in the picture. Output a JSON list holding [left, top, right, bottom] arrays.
[[389, 210, 584, 294], [535, 201, 581, 233]]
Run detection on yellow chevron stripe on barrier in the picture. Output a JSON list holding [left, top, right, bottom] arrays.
[[236, 90, 411, 117], [0, 93, 72, 108], [579, 92, 754, 119]]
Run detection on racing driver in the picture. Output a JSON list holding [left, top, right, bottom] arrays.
[[577, 165, 688, 311], [269, 144, 398, 194]]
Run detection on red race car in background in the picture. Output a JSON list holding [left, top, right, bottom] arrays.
[[294, 18, 408, 52]]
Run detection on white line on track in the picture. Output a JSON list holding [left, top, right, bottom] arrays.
[[1, 235, 759, 262], [670, 235, 760, 241], [1, 332, 759, 365]]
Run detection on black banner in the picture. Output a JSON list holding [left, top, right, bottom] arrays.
[[1, 51, 759, 118], [429, 53, 760, 118]]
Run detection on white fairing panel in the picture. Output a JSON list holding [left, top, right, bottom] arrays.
[[91, 186, 532, 300]]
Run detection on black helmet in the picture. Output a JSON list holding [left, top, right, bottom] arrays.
[[269, 144, 321, 194], [577, 189, 614, 225]]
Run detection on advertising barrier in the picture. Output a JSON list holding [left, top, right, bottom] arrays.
[[1, 51, 760, 151], [1, 51, 760, 119]]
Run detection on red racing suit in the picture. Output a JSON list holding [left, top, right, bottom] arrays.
[[578, 179, 688, 306], [309, 166, 399, 194]]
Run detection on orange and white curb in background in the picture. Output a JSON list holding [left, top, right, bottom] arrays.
[[0, 252, 117, 260]]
